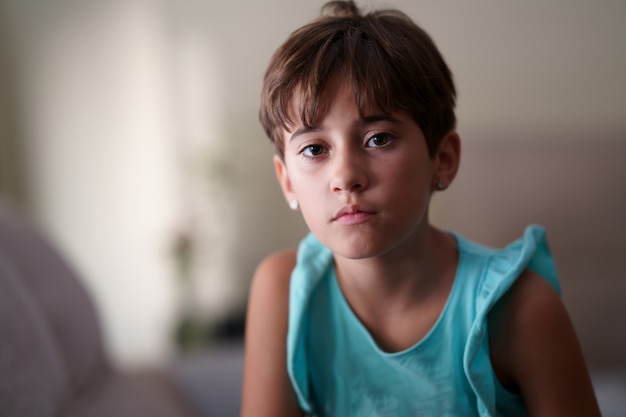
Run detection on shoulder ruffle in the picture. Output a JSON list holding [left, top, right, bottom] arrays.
[[287, 233, 333, 414], [462, 225, 560, 416]]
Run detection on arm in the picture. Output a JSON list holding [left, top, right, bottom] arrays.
[[489, 270, 601, 416], [241, 250, 304, 417]]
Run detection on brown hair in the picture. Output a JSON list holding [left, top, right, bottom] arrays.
[[259, 0, 456, 159]]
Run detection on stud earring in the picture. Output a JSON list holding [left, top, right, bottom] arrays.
[[436, 179, 445, 190], [289, 200, 300, 210]]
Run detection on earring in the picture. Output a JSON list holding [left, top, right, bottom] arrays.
[[436, 179, 445, 190], [289, 200, 299, 210]]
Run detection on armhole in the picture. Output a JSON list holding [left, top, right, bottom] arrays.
[[493, 374, 526, 417], [463, 225, 559, 416]]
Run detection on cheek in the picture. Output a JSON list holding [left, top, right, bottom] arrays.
[[285, 156, 323, 191], [287, 171, 330, 220], [384, 153, 433, 186], [287, 166, 309, 193], [286, 171, 324, 216]]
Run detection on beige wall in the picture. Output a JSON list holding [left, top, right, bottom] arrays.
[[1, 0, 625, 367], [0, 15, 26, 204]]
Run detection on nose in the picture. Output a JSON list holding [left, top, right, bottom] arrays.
[[329, 149, 368, 193]]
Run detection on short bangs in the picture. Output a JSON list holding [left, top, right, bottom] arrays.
[[260, 6, 456, 159]]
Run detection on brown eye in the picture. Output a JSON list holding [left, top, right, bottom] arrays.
[[367, 133, 393, 148], [301, 144, 326, 158]]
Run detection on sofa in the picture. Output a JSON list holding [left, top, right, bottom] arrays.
[[0, 196, 243, 416]]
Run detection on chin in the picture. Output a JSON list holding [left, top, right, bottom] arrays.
[[323, 232, 391, 260]]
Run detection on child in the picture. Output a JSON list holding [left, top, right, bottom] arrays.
[[242, 1, 600, 416]]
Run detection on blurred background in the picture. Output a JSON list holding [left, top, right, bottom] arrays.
[[0, 0, 624, 381]]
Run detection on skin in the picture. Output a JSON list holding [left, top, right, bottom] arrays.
[[241, 77, 600, 416]]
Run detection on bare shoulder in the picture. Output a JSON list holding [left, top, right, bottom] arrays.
[[246, 248, 297, 331], [247, 249, 298, 319], [241, 248, 302, 417], [253, 248, 298, 289], [489, 269, 601, 416]]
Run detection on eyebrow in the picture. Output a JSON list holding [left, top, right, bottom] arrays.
[[289, 126, 323, 142], [288, 114, 405, 142]]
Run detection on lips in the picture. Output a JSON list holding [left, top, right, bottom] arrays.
[[332, 205, 376, 225]]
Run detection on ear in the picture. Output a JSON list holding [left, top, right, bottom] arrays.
[[273, 155, 297, 205], [433, 131, 461, 190]]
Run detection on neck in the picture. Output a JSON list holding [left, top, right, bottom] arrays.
[[333, 225, 457, 318], [332, 225, 459, 352]]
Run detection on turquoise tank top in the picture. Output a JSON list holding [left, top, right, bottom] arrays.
[[287, 225, 560, 417]]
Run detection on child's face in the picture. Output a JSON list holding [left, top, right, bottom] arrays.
[[274, 77, 447, 260]]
